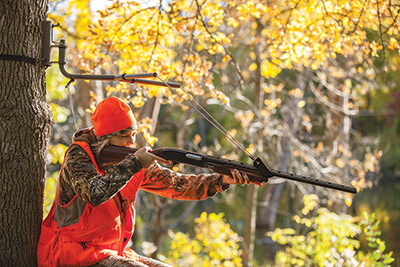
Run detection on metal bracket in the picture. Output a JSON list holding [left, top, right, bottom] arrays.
[[42, 21, 61, 67], [42, 20, 180, 88]]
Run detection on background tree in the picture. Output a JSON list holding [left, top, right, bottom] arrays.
[[0, 0, 52, 265]]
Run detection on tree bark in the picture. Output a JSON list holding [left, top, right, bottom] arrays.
[[256, 137, 291, 230], [0, 0, 52, 265], [242, 184, 258, 267], [243, 19, 264, 267]]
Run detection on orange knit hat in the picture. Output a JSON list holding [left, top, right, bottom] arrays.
[[91, 97, 137, 137]]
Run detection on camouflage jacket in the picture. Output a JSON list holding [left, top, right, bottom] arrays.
[[58, 128, 230, 207]]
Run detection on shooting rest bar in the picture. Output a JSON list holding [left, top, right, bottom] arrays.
[[57, 39, 181, 88]]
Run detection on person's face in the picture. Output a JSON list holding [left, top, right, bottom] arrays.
[[109, 129, 137, 148]]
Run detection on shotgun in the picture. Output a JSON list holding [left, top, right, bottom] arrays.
[[97, 145, 357, 194]]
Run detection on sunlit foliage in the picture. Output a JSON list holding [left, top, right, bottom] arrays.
[[43, 143, 68, 217], [161, 212, 243, 267], [269, 194, 395, 266]]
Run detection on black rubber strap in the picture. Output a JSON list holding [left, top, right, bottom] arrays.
[[0, 54, 41, 65]]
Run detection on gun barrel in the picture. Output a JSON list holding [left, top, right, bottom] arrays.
[[269, 169, 357, 194]]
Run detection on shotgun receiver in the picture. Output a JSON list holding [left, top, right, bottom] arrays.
[[97, 145, 357, 194]]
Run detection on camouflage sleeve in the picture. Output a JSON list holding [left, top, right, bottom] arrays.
[[61, 144, 142, 207], [139, 163, 231, 200]]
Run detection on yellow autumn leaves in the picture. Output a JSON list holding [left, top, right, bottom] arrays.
[[48, 0, 399, 118], [164, 212, 243, 267], [269, 195, 394, 266]]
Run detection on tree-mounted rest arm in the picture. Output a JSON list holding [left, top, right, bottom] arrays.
[[56, 39, 181, 88], [97, 145, 357, 194]]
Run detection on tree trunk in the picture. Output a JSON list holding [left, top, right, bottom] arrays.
[[242, 184, 258, 267], [0, 0, 51, 265], [255, 74, 304, 262], [243, 19, 264, 267], [150, 196, 167, 259], [76, 79, 94, 128], [256, 137, 291, 230]]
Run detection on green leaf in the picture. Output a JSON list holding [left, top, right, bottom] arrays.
[[372, 251, 381, 260], [372, 221, 380, 231], [365, 230, 374, 237], [369, 213, 376, 224], [383, 253, 395, 264]]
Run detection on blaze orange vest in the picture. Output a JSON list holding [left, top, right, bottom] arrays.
[[37, 141, 145, 267]]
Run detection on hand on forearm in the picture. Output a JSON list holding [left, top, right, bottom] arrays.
[[222, 169, 250, 185], [134, 147, 169, 168]]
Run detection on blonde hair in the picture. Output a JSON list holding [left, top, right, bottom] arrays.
[[92, 126, 137, 156]]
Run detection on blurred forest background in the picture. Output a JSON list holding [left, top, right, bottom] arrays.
[[43, 0, 399, 266]]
